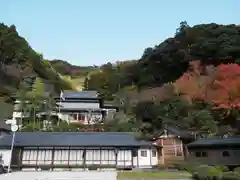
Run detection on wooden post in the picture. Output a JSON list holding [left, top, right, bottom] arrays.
[[100, 147, 102, 170], [137, 149, 139, 167], [181, 140, 185, 159], [161, 139, 165, 164], [68, 147, 70, 170], [51, 147, 55, 171], [18, 148, 23, 170], [115, 148, 118, 168], [174, 138, 177, 156], [150, 148, 152, 166], [131, 149, 134, 168], [83, 148, 86, 171], [36, 147, 39, 170]]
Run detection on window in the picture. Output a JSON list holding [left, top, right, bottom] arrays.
[[141, 150, 147, 157], [202, 152, 207, 157], [176, 145, 183, 156], [53, 150, 69, 165], [132, 149, 138, 157], [222, 151, 230, 157], [70, 113, 85, 121], [22, 149, 52, 165], [195, 151, 208, 157], [78, 114, 85, 121], [195, 152, 201, 157], [152, 150, 157, 157], [69, 149, 84, 165]]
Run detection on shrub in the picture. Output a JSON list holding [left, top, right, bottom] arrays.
[[234, 167, 240, 174], [222, 172, 240, 180], [215, 165, 229, 172], [193, 165, 222, 180], [178, 160, 201, 173]]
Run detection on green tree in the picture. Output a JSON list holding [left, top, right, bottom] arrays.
[[134, 96, 218, 139], [15, 81, 30, 125], [27, 78, 46, 129], [104, 111, 139, 132]]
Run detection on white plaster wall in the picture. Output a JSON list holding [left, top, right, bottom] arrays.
[[0, 149, 11, 167], [133, 148, 158, 168], [151, 148, 158, 166], [57, 102, 100, 109]]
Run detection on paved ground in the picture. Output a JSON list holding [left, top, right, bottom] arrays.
[[1, 171, 117, 180]]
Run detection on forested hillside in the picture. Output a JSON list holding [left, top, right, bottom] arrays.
[[84, 22, 240, 100], [0, 23, 75, 98], [84, 22, 240, 137], [1, 21, 240, 136]]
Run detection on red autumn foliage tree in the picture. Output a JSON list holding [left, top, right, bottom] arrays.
[[174, 60, 204, 101], [174, 61, 240, 109], [204, 64, 240, 109]]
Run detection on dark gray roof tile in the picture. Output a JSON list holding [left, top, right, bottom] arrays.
[[0, 132, 152, 147], [188, 136, 240, 148], [155, 125, 193, 140]]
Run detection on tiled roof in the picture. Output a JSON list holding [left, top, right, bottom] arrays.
[[155, 125, 193, 140], [0, 132, 153, 148], [188, 136, 240, 148]]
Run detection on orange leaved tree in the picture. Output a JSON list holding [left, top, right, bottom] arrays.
[[205, 64, 240, 110]]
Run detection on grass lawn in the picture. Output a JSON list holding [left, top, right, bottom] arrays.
[[117, 171, 191, 180]]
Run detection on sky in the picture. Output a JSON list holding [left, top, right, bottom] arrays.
[[1, 0, 239, 66]]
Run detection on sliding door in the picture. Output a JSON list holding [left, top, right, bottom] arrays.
[[22, 148, 52, 166]]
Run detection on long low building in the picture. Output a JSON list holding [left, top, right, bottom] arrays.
[[0, 132, 159, 171], [187, 136, 240, 167]]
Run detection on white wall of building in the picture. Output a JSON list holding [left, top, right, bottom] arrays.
[[57, 102, 100, 109], [0, 147, 158, 169], [133, 148, 158, 168], [0, 149, 11, 167]]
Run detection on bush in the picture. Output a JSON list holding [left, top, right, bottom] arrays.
[[234, 167, 240, 174], [192, 165, 222, 180], [215, 165, 229, 172], [222, 172, 240, 180], [178, 160, 201, 173]]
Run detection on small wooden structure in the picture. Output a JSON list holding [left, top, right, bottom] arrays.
[[152, 125, 194, 165], [187, 136, 240, 167]]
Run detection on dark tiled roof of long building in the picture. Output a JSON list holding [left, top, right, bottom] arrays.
[[188, 136, 240, 148], [0, 132, 153, 148]]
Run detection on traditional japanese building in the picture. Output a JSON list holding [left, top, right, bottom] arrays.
[[187, 136, 240, 167], [152, 125, 194, 165], [54, 91, 118, 125], [0, 132, 159, 171]]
